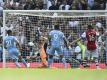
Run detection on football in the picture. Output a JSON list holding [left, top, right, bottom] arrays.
[[28, 42, 35, 46]]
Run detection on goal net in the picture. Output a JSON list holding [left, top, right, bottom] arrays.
[[2, 10, 107, 68]]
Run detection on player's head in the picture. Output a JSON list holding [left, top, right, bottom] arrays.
[[87, 25, 94, 30], [54, 24, 60, 30], [7, 30, 12, 35], [39, 36, 45, 44]]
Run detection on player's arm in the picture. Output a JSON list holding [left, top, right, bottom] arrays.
[[63, 36, 69, 49], [70, 32, 86, 45], [104, 30, 107, 36], [48, 33, 51, 48], [3, 37, 8, 49], [3, 40, 7, 49], [14, 38, 21, 51], [70, 37, 81, 45], [15, 38, 22, 59]]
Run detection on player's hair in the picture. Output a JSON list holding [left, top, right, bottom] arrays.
[[7, 30, 12, 35], [87, 25, 94, 29], [39, 36, 44, 41], [54, 24, 60, 30]]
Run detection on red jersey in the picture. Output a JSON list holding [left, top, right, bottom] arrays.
[[86, 29, 97, 50]]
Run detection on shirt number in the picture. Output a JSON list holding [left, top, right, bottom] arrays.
[[6, 40, 12, 47], [89, 34, 95, 41]]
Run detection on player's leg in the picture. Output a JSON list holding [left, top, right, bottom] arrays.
[[26, 51, 33, 68], [13, 56, 21, 68], [0, 48, 2, 62], [27, 46, 34, 66], [39, 47, 48, 67], [58, 48, 67, 68], [21, 45, 31, 67], [83, 57, 90, 68], [47, 47, 55, 68], [41, 50, 47, 67], [83, 49, 90, 68], [48, 54, 53, 68], [8, 49, 21, 68], [18, 55, 28, 68], [17, 49, 28, 68], [92, 49, 99, 69], [60, 55, 67, 68]]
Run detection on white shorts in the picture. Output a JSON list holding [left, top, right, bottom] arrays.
[[85, 49, 98, 59]]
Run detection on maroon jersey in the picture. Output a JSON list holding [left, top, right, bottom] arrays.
[[86, 29, 96, 50]]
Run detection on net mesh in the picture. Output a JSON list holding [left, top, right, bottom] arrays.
[[2, 10, 107, 68]]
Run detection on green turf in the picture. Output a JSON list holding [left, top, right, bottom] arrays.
[[0, 68, 107, 80]]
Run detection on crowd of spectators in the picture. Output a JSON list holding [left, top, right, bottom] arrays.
[[0, 0, 106, 28], [0, 0, 106, 11]]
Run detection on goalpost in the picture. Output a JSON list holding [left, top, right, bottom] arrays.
[[2, 10, 107, 68]]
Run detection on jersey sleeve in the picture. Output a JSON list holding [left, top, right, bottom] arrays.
[[49, 31, 52, 36], [81, 32, 86, 38], [96, 32, 99, 36], [14, 37, 19, 43], [62, 32, 65, 38], [48, 31, 52, 40]]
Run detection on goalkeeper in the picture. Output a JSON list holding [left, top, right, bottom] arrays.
[[77, 40, 86, 61], [38, 36, 48, 68], [68, 38, 86, 68], [76, 40, 87, 67]]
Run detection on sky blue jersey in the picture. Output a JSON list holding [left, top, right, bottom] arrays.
[[4, 36, 19, 50], [49, 30, 65, 48]]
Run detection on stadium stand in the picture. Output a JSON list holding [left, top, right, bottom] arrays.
[[0, 0, 106, 10]]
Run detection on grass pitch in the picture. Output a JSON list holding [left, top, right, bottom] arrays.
[[0, 68, 107, 80]]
